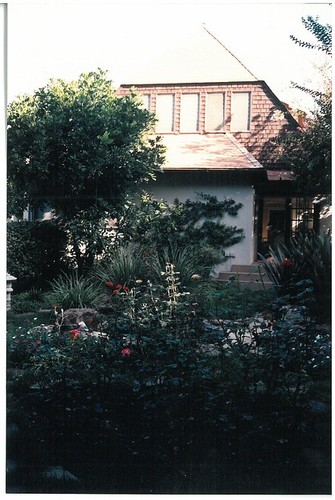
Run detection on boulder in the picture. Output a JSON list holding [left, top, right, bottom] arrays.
[[56, 308, 98, 331]]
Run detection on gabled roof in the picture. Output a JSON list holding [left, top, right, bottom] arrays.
[[161, 133, 264, 171], [124, 26, 258, 85]]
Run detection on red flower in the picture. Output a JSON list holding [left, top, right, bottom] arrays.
[[123, 286, 129, 292], [116, 284, 123, 289], [113, 289, 119, 294], [105, 281, 114, 287], [280, 258, 293, 268], [121, 347, 132, 357], [70, 329, 80, 340]]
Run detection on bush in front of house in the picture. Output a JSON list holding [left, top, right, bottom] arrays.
[[7, 220, 69, 292], [116, 192, 245, 275]]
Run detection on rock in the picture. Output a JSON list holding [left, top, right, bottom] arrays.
[[56, 308, 98, 330]]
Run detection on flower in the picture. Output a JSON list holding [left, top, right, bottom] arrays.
[[105, 281, 114, 287], [121, 347, 132, 357], [116, 284, 123, 289], [123, 286, 129, 292], [70, 329, 80, 340], [280, 258, 293, 268]]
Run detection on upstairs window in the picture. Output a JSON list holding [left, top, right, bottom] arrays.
[[156, 94, 175, 132], [230, 92, 251, 131], [141, 94, 151, 110], [206, 92, 225, 132], [180, 93, 199, 132]]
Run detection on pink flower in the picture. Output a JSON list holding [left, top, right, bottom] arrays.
[[70, 329, 80, 340], [121, 347, 132, 357]]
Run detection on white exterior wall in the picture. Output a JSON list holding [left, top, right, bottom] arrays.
[[146, 177, 256, 275]]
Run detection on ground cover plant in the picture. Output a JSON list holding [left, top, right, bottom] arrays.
[[7, 262, 331, 494]]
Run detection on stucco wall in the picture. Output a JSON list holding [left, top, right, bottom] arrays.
[[145, 173, 256, 275]]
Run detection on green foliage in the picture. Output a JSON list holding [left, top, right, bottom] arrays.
[[7, 273, 330, 493], [7, 220, 69, 291], [275, 93, 331, 193], [7, 69, 165, 272], [117, 191, 244, 271], [7, 69, 164, 217], [290, 16, 332, 57], [209, 281, 276, 319], [92, 243, 147, 288], [46, 272, 101, 309], [259, 233, 331, 320], [152, 243, 213, 286], [10, 288, 46, 314], [276, 17, 332, 194], [212, 306, 330, 403]]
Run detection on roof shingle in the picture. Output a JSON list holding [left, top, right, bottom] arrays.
[[161, 133, 264, 171]]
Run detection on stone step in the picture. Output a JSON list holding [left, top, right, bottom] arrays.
[[217, 262, 273, 290], [230, 263, 266, 273], [219, 271, 270, 283]]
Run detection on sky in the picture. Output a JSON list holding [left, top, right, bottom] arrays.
[[6, 0, 333, 113]]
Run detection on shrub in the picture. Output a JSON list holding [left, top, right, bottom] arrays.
[[91, 243, 147, 288], [259, 233, 331, 320], [117, 192, 245, 271], [209, 281, 276, 319], [46, 272, 101, 309], [7, 220, 69, 292], [10, 288, 47, 314], [153, 243, 214, 284]]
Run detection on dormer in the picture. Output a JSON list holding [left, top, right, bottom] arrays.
[[118, 26, 299, 167]]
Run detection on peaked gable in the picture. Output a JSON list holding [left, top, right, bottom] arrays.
[[125, 26, 258, 85]]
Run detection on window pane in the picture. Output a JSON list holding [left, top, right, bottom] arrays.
[[180, 93, 199, 132], [206, 93, 225, 131], [231, 92, 251, 131], [141, 94, 151, 110], [156, 94, 174, 132]]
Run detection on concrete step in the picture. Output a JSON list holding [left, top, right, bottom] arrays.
[[219, 272, 270, 283], [217, 262, 273, 290], [230, 263, 266, 273]]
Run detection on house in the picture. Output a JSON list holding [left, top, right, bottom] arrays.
[[117, 26, 321, 277]]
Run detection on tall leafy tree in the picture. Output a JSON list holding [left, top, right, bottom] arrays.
[[7, 69, 165, 272], [276, 16, 332, 195]]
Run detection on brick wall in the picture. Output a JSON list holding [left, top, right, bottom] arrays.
[[118, 81, 297, 166]]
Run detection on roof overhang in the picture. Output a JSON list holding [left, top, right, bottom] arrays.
[[160, 133, 266, 174]]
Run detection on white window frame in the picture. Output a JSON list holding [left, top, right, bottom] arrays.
[[180, 93, 200, 133], [155, 93, 175, 133], [230, 91, 251, 132], [205, 92, 226, 132]]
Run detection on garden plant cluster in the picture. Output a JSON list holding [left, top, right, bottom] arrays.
[[6, 232, 331, 494]]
